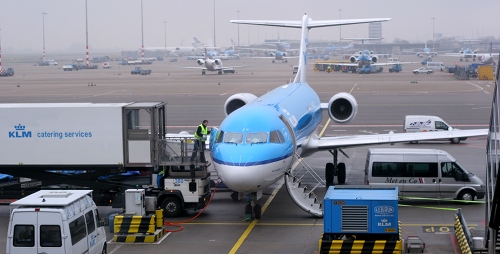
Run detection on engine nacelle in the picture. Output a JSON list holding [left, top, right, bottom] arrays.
[[349, 56, 357, 63], [282, 52, 287, 57], [214, 59, 221, 65], [269, 52, 275, 57], [224, 93, 258, 116], [197, 59, 205, 65], [327, 92, 358, 123], [371, 56, 378, 63]]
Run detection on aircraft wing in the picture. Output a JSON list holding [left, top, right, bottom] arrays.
[[371, 61, 414, 66], [231, 18, 391, 29], [305, 129, 488, 151], [183, 67, 207, 70]]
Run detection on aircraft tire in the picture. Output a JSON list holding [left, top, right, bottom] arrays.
[[337, 163, 346, 184], [231, 191, 239, 201], [245, 203, 252, 218], [325, 163, 334, 186], [254, 204, 262, 219]]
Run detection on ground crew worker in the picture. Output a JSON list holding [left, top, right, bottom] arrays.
[[327, 65, 331, 73], [190, 120, 210, 163]]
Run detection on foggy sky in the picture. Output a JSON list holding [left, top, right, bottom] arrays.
[[1, 0, 498, 55]]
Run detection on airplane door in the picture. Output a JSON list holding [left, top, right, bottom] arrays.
[[279, 115, 297, 170]]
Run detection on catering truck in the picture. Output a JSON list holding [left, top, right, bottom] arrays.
[[0, 102, 211, 217]]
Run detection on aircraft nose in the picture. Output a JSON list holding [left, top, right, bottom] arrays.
[[215, 162, 264, 193]]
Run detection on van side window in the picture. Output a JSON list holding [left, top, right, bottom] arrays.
[[13, 225, 34, 247], [69, 215, 87, 245], [372, 162, 402, 177], [435, 121, 449, 130], [85, 210, 96, 234], [408, 162, 438, 177], [40, 225, 62, 247]]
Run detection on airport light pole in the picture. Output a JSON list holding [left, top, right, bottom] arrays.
[[164, 21, 167, 57], [42, 12, 47, 62], [141, 0, 145, 63], [431, 17, 435, 52], [236, 10, 240, 47], [213, 0, 216, 47], [338, 9, 342, 42], [85, 0, 90, 67]]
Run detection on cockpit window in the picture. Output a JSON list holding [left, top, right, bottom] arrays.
[[215, 130, 224, 143], [270, 130, 285, 143], [246, 132, 268, 144], [224, 132, 243, 144]]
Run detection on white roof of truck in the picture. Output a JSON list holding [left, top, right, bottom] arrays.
[[368, 148, 449, 156], [10, 190, 93, 206], [0, 103, 131, 109]]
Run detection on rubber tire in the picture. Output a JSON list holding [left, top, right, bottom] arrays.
[[162, 197, 182, 217], [102, 243, 107, 254], [458, 190, 475, 201], [337, 163, 346, 184], [245, 203, 252, 216], [410, 141, 419, 144], [451, 138, 461, 144], [325, 163, 334, 186], [254, 204, 262, 219], [231, 191, 239, 201]]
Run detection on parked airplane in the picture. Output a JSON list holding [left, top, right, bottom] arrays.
[[416, 42, 437, 58], [209, 14, 488, 219], [447, 48, 499, 63], [143, 37, 204, 54], [320, 43, 354, 54], [334, 49, 411, 71], [184, 47, 244, 75]]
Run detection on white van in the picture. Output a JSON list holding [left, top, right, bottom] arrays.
[[364, 148, 485, 201], [6, 190, 106, 254], [404, 115, 466, 144], [426, 61, 445, 70]]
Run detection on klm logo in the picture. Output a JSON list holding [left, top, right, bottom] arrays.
[[9, 124, 32, 138]]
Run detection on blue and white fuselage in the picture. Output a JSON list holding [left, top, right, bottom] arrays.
[[211, 82, 321, 193]]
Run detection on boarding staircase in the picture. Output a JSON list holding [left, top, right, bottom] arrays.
[[284, 153, 326, 218]]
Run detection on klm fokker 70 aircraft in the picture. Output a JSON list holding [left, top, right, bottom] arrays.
[[208, 14, 488, 219]]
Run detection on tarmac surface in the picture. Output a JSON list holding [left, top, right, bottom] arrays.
[[0, 54, 495, 253]]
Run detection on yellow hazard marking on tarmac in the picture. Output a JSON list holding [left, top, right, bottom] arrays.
[[228, 181, 283, 254]]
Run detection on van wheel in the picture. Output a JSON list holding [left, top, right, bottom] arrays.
[[451, 138, 460, 144], [337, 163, 346, 184], [102, 243, 107, 254], [325, 163, 334, 186], [458, 190, 474, 201], [410, 141, 418, 144], [162, 197, 182, 217]]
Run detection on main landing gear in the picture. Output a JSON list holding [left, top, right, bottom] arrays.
[[325, 148, 348, 186]]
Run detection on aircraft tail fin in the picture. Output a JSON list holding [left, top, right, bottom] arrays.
[[231, 15, 390, 84]]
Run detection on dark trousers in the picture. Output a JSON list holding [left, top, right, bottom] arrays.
[[190, 139, 206, 162]]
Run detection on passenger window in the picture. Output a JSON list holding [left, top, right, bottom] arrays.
[[40, 225, 62, 247], [69, 216, 87, 245], [435, 121, 449, 130], [215, 130, 224, 143], [408, 163, 438, 177], [246, 132, 268, 144], [13, 225, 34, 247], [224, 132, 243, 144], [85, 210, 96, 234], [372, 162, 402, 177], [270, 130, 284, 143]]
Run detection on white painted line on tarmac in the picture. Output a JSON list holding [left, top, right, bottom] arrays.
[[108, 244, 123, 254]]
